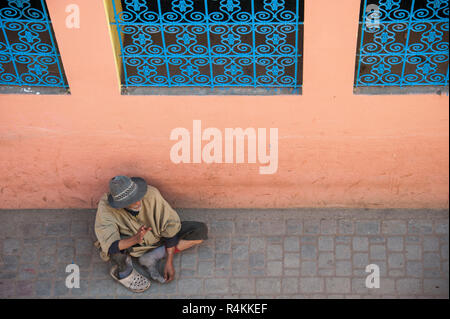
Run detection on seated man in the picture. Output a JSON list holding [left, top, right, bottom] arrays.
[[95, 175, 208, 293]]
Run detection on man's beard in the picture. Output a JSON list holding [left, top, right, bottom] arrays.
[[128, 203, 141, 211]]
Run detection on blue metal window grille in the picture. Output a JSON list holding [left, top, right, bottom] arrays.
[[0, 0, 69, 89], [110, 0, 304, 92], [355, 0, 449, 87]]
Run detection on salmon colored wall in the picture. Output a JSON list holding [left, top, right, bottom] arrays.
[[0, 0, 448, 209]]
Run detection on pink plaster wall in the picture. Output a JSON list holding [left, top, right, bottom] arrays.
[[0, 0, 448, 209]]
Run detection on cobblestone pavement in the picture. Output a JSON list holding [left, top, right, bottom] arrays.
[[0, 208, 448, 299]]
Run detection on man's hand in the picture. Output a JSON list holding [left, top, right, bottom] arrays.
[[134, 225, 151, 244], [164, 260, 175, 282], [117, 225, 152, 252], [164, 246, 176, 283]]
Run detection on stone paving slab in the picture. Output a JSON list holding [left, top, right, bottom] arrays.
[[0, 208, 448, 299]]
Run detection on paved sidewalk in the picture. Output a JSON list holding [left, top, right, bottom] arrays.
[[0, 208, 448, 299]]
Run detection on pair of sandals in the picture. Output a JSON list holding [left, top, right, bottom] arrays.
[[94, 240, 163, 293]]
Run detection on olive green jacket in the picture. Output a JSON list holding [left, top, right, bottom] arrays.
[[94, 185, 181, 257]]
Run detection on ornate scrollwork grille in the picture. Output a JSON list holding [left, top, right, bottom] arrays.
[[355, 0, 449, 88], [111, 0, 304, 91], [0, 0, 69, 88]]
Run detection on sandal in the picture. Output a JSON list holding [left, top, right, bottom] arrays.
[[110, 265, 151, 293]]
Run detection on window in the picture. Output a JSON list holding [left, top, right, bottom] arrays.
[[0, 0, 69, 94], [109, 0, 304, 95], [354, 0, 449, 94]]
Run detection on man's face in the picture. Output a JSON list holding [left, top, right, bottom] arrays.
[[127, 200, 142, 211]]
